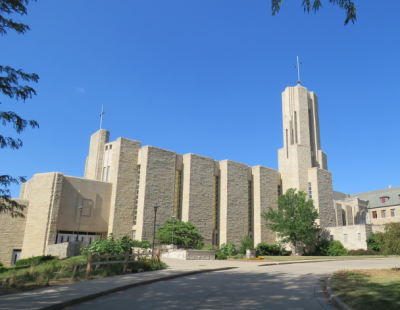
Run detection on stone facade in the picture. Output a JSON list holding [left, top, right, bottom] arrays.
[[3, 82, 391, 264], [219, 160, 250, 247], [0, 199, 28, 266], [181, 154, 216, 246], [326, 224, 373, 250]]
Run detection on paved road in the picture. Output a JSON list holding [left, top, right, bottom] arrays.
[[68, 258, 399, 310]]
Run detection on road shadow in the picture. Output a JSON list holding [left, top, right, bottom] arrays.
[[69, 270, 333, 310]]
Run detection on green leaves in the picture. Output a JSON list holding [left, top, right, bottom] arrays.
[[271, 0, 357, 25], [263, 188, 319, 251], [0, 1, 39, 216], [156, 219, 204, 249]]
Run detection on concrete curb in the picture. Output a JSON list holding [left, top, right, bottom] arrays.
[[326, 277, 354, 310], [39, 267, 237, 310], [258, 257, 384, 267]]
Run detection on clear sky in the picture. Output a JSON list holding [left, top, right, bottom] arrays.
[[3, 0, 399, 197]]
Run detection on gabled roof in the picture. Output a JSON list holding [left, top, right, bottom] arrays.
[[350, 187, 400, 209]]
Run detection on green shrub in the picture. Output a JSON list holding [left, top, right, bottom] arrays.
[[239, 236, 254, 254], [347, 249, 378, 255], [82, 235, 150, 256], [216, 243, 237, 259], [15, 255, 55, 267], [367, 233, 384, 252], [381, 223, 400, 255], [367, 224, 400, 255], [0, 262, 7, 273], [326, 240, 347, 256], [156, 219, 204, 249], [255, 242, 291, 256]]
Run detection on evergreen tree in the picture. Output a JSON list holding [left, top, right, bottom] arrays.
[[263, 188, 319, 254], [1, 0, 39, 217]]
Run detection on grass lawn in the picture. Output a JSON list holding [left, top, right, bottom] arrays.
[[331, 268, 400, 310], [262, 255, 388, 262], [0, 256, 166, 295]]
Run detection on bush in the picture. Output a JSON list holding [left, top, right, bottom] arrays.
[[367, 224, 400, 255], [156, 219, 204, 249], [347, 249, 378, 255], [82, 235, 150, 256], [326, 240, 347, 256], [381, 223, 400, 255], [255, 242, 291, 256], [216, 243, 237, 259], [367, 233, 384, 252], [0, 262, 7, 273], [239, 236, 254, 254], [15, 255, 55, 267]]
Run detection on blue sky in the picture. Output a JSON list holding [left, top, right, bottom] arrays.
[[3, 0, 399, 196]]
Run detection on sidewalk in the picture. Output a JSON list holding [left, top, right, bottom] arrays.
[[0, 257, 385, 310], [0, 264, 235, 310]]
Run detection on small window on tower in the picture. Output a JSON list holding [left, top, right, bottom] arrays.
[[372, 211, 377, 219], [109, 144, 112, 150]]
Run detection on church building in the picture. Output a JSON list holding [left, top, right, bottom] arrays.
[[0, 83, 391, 266]]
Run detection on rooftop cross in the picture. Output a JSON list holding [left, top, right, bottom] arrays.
[[99, 104, 105, 129], [295, 56, 302, 85]]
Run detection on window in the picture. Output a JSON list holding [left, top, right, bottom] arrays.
[[379, 196, 390, 203], [372, 211, 377, 219], [381, 210, 386, 218], [277, 184, 282, 196], [11, 250, 21, 265], [330, 235, 334, 241], [390, 209, 395, 217], [308, 182, 312, 199]]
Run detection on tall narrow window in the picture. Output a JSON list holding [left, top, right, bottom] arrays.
[[277, 184, 282, 196], [248, 178, 254, 239], [307, 182, 312, 199], [133, 165, 141, 225], [390, 209, 395, 217], [213, 175, 220, 246], [285, 129, 289, 158], [294, 111, 298, 143], [372, 211, 377, 219], [174, 170, 183, 219]]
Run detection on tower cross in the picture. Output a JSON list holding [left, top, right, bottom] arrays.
[[296, 56, 302, 85], [99, 105, 105, 129]]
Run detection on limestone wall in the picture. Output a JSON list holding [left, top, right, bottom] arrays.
[[57, 176, 112, 233], [135, 146, 177, 241], [327, 224, 372, 250], [84, 130, 109, 180], [252, 166, 280, 245], [107, 138, 141, 238], [46, 241, 82, 259], [20, 172, 64, 258], [181, 154, 216, 245], [308, 168, 336, 228], [219, 160, 249, 247], [0, 199, 28, 266]]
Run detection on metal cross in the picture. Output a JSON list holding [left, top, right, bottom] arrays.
[[99, 104, 105, 129], [295, 56, 302, 85]]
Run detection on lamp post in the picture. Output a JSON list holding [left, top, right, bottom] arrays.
[[152, 204, 160, 259], [171, 215, 176, 247]]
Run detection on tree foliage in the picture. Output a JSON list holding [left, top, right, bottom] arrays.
[[271, 0, 357, 25], [0, 0, 39, 217], [82, 235, 151, 256], [156, 219, 204, 249], [367, 223, 400, 255], [263, 188, 319, 253]]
